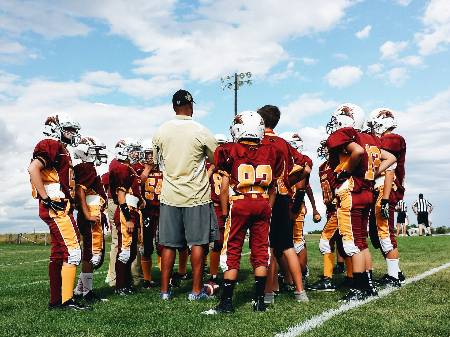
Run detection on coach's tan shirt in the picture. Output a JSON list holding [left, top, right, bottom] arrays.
[[153, 115, 218, 207]]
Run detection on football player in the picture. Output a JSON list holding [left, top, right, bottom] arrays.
[[73, 137, 109, 301], [28, 113, 87, 310], [109, 138, 145, 295], [203, 111, 284, 314], [325, 103, 396, 301], [307, 140, 353, 292], [257, 106, 311, 304], [366, 108, 406, 286], [205, 133, 229, 291]]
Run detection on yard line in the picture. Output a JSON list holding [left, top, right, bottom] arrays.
[[0, 259, 48, 267], [275, 262, 450, 337]]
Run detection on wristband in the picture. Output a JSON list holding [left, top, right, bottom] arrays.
[[119, 203, 131, 221]]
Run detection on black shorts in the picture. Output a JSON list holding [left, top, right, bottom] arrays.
[[397, 212, 406, 224], [417, 212, 429, 227], [269, 194, 294, 256]]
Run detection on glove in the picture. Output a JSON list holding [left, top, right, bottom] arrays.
[[41, 197, 66, 212], [143, 217, 152, 228], [381, 199, 390, 219], [291, 190, 306, 214], [336, 170, 351, 184]]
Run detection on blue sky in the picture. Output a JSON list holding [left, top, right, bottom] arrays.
[[0, 0, 449, 232]]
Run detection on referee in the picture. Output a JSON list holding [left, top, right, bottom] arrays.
[[395, 200, 407, 237], [412, 194, 433, 236]]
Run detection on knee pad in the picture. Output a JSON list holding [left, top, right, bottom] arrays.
[[342, 240, 360, 257], [219, 254, 228, 272], [294, 241, 305, 254], [67, 248, 81, 266], [380, 237, 394, 254], [118, 249, 131, 264], [319, 238, 331, 254], [91, 254, 102, 268]]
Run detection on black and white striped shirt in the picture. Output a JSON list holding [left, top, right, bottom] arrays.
[[396, 200, 407, 212], [413, 198, 432, 213]]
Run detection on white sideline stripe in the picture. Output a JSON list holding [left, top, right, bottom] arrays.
[[0, 259, 48, 267], [275, 262, 450, 337]]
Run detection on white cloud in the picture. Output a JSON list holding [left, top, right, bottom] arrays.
[[394, 0, 412, 6], [415, 0, 450, 55], [325, 65, 363, 88], [355, 25, 372, 39], [279, 93, 337, 128], [380, 40, 409, 59], [333, 53, 349, 60], [367, 63, 384, 75], [387, 67, 409, 86], [399, 55, 423, 67], [300, 57, 318, 65], [270, 62, 303, 82]]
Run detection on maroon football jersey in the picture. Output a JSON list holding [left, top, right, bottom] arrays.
[[215, 141, 283, 195], [326, 127, 382, 192], [32, 138, 75, 201], [101, 172, 111, 198], [381, 133, 406, 199], [108, 159, 142, 205], [319, 161, 336, 213], [261, 130, 296, 195], [292, 149, 313, 170], [74, 162, 108, 201], [143, 170, 163, 209]]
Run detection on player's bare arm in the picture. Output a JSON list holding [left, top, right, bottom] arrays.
[[306, 184, 321, 223], [376, 149, 396, 176], [219, 174, 230, 219], [344, 142, 364, 173], [288, 164, 311, 187], [28, 159, 48, 200]]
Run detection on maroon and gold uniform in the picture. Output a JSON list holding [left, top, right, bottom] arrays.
[[215, 142, 283, 271], [109, 158, 142, 289], [326, 127, 382, 255], [31, 138, 81, 305], [74, 162, 108, 268], [369, 133, 406, 253], [207, 161, 225, 252]]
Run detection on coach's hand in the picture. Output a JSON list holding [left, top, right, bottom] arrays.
[[381, 199, 390, 219], [126, 221, 134, 234]]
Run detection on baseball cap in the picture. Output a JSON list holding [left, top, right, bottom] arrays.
[[172, 89, 195, 107]]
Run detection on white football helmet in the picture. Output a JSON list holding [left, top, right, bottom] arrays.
[[43, 113, 81, 146], [73, 136, 108, 166], [230, 111, 265, 142], [214, 133, 228, 144], [369, 108, 397, 135], [115, 138, 144, 164], [326, 103, 365, 134], [280, 131, 304, 152], [141, 139, 154, 164]]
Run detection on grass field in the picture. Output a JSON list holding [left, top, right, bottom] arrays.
[[1, 235, 449, 337]]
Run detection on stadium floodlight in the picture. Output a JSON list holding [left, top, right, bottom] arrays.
[[220, 72, 253, 116]]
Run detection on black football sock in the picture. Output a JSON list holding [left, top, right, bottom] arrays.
[[337, 262, 344, 268], [254, 276, 267, 299], [221, 279, 236, 301], [352, 272, 364, 290]]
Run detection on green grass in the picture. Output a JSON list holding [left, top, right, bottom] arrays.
[[0, 235, 449, 337]]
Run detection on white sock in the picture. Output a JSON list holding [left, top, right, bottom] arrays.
[[81, 272, 93, 294], [74, 273, 84, 295], [386, 258, 399, 279]]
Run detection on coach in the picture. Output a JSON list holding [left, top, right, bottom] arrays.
[[153, 89, 218, 300]]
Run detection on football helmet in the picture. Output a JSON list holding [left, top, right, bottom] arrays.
[[115, 138, 144, 164], [73, 136, 108, 166], [43, 113, 81, 146], [280, 131, 304, 152], [214, 133, 228, 144], [230, 111, 265, 142], [317, 139, 328, 159], [141, 139, 154, 164], [369, 108, 397, 135], [326, 103, 365, 134]]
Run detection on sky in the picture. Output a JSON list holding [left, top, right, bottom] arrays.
[[0, 0, 449, 233]]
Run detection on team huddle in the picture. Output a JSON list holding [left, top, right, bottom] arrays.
[[28, 97, 406, 313]]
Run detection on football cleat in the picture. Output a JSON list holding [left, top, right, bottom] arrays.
[[264, 292, 275, 305], [294, 290, 309, 303], [376, 274, 401, 288], [307, 276, 336, 292], [83, 290, 103, 303], [60, 298, 91, 310], [159, 290, 173, 300], [339, 288, 368, 302], [115, 288, 130, 296], [252, 296, 267, 312], [170, 272, 187, 288], [201, 299, 235, 315], [398, 271, 406, 284], [142, 280, 157, 289], [48, 300, 61, 310]]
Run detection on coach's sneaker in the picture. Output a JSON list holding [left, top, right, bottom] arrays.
[[201, 299, 235, 315], [60, 298, 91, 310], [294, 290, 309, 303], [340, 288, 368, 302], [307, 276, 336, 292], [252, 296, 267, 312], [159, 290, 173, 300], [264, 292, 275, 305], [188, 290, 211, 301], [398, 271, 406, 284], [377, 274, 401, 288]]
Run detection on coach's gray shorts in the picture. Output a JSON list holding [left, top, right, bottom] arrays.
[[158, 202, 219, 248]]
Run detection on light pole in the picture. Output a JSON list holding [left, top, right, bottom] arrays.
[[221, 72, 252, 115]]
